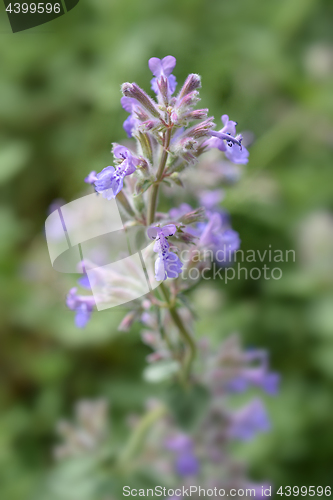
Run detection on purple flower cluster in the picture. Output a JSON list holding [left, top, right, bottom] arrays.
[[59, 54, 253, 326], [148, 224, 183, 281], [46, 54, 281, 500]]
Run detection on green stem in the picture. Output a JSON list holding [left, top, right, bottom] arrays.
[[147, 127, 172, 226], [117, 404, 167, 471], [159, 282, 196, 384]]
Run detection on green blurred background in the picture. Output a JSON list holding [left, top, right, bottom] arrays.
[[0, 0, 333, 498]]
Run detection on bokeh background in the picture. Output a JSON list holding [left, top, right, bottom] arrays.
[[0, 0, 333, 498]]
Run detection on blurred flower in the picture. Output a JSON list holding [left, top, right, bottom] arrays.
[[228, 367, 280, 396], [66, 287, 95, 328], [165, 434, 200, 477], [229, 399, 270, 440], [199, 189, 224, 210], [175, 453, 200, 476], [54, 399, 108, 459], [198, 211, 240, 263]]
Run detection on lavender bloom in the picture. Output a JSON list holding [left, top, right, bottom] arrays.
[[148, 224, 183, 281], [229, 399, 270, 441], [198, 211, 240, 263], [199, 189, 224, 210], [77, 273, 91, 290], [165, 434, 193, 452], [66, 288, 95, 328], [121, 96, 139, 138], [94, 146, 139, 199], [228, 368, 280, 396], [175, 453, 200, 476], [208, 115, 249, 164], [169, 203, 193, 221], [149, 56, 177, 96], [84, 171, 97, 184], [227, 349, 280, 395], [165, 434, 200, 477]]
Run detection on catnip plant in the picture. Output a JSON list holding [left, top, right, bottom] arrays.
[[49, 56, 278, 500]]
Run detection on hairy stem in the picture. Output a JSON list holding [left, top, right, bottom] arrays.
[[147, 127, 172, 226], [117, 404, 167, 471], [159, 282, 196, 385]]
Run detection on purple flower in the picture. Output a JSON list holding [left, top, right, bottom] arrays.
[[66, 288, 95, 328], [84, 171, 97, 184], [228, 368, 279, 396], [94, 146, 139, 199], [147, 224, 183, 281], [77, 273, 91, 290], [227, 348, 280, 395], [169, 203, 193, 221], [198, 211, 240, 263], [229, 399, 270, 441], [121, 96, 139, 138], [175, 453, 200, 476], [208, 115, 249, 164], [165, 434, 200, 477], [149, 56, 177, 96], [199, 189, 224, 210], [165, 434, 193, 452]]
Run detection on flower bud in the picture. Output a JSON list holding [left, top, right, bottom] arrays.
[[135, 107, 150, 122], [141, 331, 158, 347], [146, 352, 165, 363], [139, 119, 161, 132], [178, 73, 201, 100], [186, 117, 215, 139], [184, 108, 208, 121], [175, 231, 198, 244], [171, 111, 180, 124], [179, 207, 206, 225], [176, 90, 200, 111], [179, 137, 199, 152], [118, 311, 137, 331], [136, 131, 153, 163], [157, 75, 169, 106], [137, 157, 151, 176], [122, 82, 161, 118]]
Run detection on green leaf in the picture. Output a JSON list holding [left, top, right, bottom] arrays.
[[143, 360, 180, 383], [170, 173, 184, 188], [134, 178, 153, 196], [163, 383, 210, 431]]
